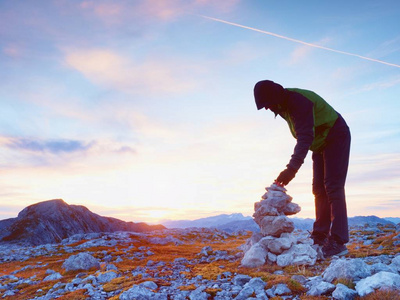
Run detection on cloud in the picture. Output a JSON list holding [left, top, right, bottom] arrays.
[[288, 37, 332, 65], [64, 48, 198, 95], [78, 0, 240, 23], [367, 35, 400, 60], [356, 75, 400, 92], [4, 137, 94, 154], [348, 153, 400, 182], [2, 44, 23, 58]]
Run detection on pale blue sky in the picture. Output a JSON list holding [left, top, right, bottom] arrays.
[[0, 0, 399, 223]]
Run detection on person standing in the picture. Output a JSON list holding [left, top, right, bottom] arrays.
[[254, 80, 351, 257]]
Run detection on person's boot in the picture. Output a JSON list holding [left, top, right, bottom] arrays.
[[310, 231, 328, 246], [322, 237, 348, 257]]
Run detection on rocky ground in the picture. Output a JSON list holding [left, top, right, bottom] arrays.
[[0, 225, 400, 299]]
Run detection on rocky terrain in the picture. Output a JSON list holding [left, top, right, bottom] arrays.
[[0, 223, 400, 299], [0, 200, 400, 299]]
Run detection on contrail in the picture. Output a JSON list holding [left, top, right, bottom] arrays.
[[199, 15, 400, 69]]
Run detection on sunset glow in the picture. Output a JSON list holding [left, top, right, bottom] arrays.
[[0, 1, 399, 223]]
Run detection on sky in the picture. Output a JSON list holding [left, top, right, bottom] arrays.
[[0, 0, 399, 224]]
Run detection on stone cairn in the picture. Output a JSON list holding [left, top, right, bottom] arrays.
[[241, 183, 319, 268]]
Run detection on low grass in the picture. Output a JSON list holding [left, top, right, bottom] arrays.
[[356, 289, 400, 300], [0, 228, 399, 299]]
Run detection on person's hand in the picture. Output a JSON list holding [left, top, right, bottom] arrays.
[[276, 168, 297, 186]]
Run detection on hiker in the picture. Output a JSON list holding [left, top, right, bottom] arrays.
[[254, 80, 351, 258]]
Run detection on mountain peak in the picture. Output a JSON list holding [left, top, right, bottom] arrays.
[[1, 199, 165, 246], [18, 199, 68, 218]]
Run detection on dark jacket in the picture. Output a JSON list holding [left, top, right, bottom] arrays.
[[281, 88, 338, 171]]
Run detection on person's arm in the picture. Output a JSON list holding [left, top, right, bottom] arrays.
[[276, 93, 314, 185]]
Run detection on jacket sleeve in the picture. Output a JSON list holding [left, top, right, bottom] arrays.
[[286, 93, 314, 171]]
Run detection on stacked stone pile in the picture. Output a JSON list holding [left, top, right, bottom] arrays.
[[241, 183, 319, 268]]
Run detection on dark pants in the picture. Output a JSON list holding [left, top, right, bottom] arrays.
[[312, 114, 351, 244]]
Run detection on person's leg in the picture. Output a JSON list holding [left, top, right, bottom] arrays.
[[311, 151, 331, 243], [323, 116, 351, 245]]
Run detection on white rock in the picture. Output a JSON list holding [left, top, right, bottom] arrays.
[[241, 243, 268, 268], [283, 202, 301, 215], [277, 244, 317, 267], [258, 236, 274, 249], [96, 271, 118, 283], [43, 272, 62, 281], [189, 286, 208, 300], [233, 274, 252, 286], [62, 252, 100, 272], [267, 252, 277, 263], [141, 281, 158, 290], [355, 271, 400, 297], [307, 279, 336, 296], [266, 183, 287, 192], [119, 285, 155, 300], [322, 258, 371, 283], [370, 262, 397, 275], [332, 283, 358, 300], [259, 215, 294, 237], [272, 283, 291, 295], [390, 255, 400, 272], [235, 285, 254, 300], [267, 235, 295, 254], [245, 277, 266, 294]]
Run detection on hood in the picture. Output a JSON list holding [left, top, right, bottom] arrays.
[[254, 80, 286, 110]]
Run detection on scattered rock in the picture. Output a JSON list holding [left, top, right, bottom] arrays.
[[307, 277, 336, 296], [62, 252, 100, 271], [43, 272, 63, 281], [355, 271, 400, 297], [96, 271, 118, 283], [240, 242, 268, 268], [277, 243, 317, 267], [322, 258, 371, 283], [332, 283, 358, 300]]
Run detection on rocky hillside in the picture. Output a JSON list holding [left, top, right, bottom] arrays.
[[0, 224, 399, 299], [0, 199, 165, 246]]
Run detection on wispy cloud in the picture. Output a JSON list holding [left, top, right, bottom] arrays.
[[288, 37, 332, 65], [78, 0, 239, 23], [64, 48, 199, 95], [348, 153, 400, 184], [365, 200, 400, 212], [2, 43, 23, 58], [3, 137, 93, 154]]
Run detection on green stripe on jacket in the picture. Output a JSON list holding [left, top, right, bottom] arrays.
[[285, 88, 338, 152]]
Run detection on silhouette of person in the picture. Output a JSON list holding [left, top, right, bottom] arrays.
[[254, 80, 351, 258]]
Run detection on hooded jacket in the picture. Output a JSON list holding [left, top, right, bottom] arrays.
[[254, 80, 338, 171]]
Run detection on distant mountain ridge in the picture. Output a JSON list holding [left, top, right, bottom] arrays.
[[161, 213, 252, 229], [0, 199, 165, 246], [161, 213, 398, 233]]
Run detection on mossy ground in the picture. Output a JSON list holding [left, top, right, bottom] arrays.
[[0, 224, 399, 299]]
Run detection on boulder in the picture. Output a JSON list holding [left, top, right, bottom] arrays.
[[266, 234, 296, 254], [62, 252, 100, 272], [276, 244, 317, 267], [307, 279, 336, 296], [322, 258, 371, 283], [259, 215, 294, 237], [355, 271, 400, 297], [241, 243, 267, 268], [332, 283, 358, 300]]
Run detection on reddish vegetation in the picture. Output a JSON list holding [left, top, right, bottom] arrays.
[[0, 224, 399, 299]]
